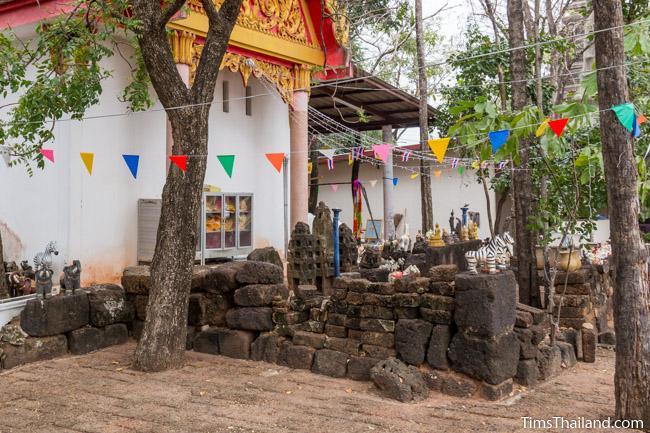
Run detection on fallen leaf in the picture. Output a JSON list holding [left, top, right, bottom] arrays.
[[345, 388, 353, 394]]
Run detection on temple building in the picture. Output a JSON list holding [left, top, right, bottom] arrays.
[[0, 0, 350, 284]]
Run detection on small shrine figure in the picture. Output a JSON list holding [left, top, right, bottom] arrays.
[[35, 268, 54, 299], [61, 260, 82, 295], [461, 225, 470, 241], [428, 224, 445, 247], [468, 221, 479, 240], [442, 229, 453, 245]]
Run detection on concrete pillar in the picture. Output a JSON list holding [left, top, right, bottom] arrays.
[[382, 125, 395, 240], [290, 90, 309, 229]]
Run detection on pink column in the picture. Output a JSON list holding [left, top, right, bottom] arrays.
[[289, 90, 309, 229], [166, 63, 191, 171]]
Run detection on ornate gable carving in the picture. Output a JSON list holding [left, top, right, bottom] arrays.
[[188, 0, 318, 48]]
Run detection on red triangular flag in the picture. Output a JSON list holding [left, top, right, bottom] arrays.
[[40, 148, 54, 163], [548, 118, 569, 138], [169, 155, 187, 172], [265, 153, 285, 173]]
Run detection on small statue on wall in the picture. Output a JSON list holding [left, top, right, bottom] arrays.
[[61, 260, 81, 295], [33, 241, 58, 300], [35, 268, 54, 299]]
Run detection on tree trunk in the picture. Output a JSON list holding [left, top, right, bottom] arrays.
[[0, 229, 9, 299], [131, 0, 241, 372], [415, 0, 433, 233], [507, 0, 539, 307], [593, 0, 650, 424], [133, 112, 207, 371]]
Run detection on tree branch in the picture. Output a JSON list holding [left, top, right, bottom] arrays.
[[190, 0, 241, 104], [160, 0, 188, 27]]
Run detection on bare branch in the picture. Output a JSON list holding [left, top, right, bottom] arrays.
[[160, 0, 187, 27]]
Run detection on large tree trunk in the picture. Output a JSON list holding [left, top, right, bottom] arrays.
[[507, 0, 539, 307], [131, 0, 241, 372], [415, 0, 433, 233], [593, 0, 650, 424], [0, 229, 9, 299]]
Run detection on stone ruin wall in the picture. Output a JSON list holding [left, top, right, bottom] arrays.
[[3, 255, 601, 403]]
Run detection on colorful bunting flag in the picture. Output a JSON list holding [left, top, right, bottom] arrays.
[[410, 172, 419, 179], [634, 116, 642, 138], [331, 184, 338, 192], [80, 152, 95, 175], [392, 177, 398, 186], [488, 130, 510, 153], [498, 160, 508, 170], [638, 114, 647, 125], [40, 148, 54, 163], [451, 158, 459, 168], [428, 138, 450, 163], [217, 155, 235, 178], [265, 153, 285, 173], [372, 143, 391, 163], [369, 180, 378, 188], [548, 118, 569, 138], [612, 103, 636, 132], [169, 155, 187, 172], [319, 149, 337, 160], [458, 166, 465, 175], [434, 170, 442, 177], [122, 155, 140, 179], [327, 158, 334, 170], [308, 162, 313, 174], [535, 119, 549, 138], [353, 147, 363, 160], [402, 150, 412, 162], [348, 153, 353, 166]]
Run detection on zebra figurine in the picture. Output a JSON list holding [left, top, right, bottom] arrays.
[[33, 241, 58, 299], [34, 241, 59, 272], [465, 233, 514, 274]]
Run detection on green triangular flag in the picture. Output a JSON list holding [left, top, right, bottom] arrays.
[[458, 166, 465, 175], [217, 155, 235, 178], [612, 103, 635, 132]]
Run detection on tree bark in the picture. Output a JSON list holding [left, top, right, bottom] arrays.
[[508, 0, 539, 307], [593, 0, 650, 424], [0, 229, 9, 299], [131, 0, 241, 372], [415, 0, 433, 233]]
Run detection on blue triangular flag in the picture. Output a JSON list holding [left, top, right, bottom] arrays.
[[122, 155, 140, 179], [393, 177, 398, 186], [489, 130, 510, 153], [633, 116, 642, 138]]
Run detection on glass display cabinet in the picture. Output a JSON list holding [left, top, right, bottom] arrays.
[[199, 193, 253, 261]]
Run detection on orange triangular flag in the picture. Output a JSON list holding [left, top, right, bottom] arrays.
[[434, 170, 442, 177], [265, 153, 285, 173], [548, 118, 569, 138], [638, 114, 647, 125], [80, 152, 94, 175], [169, 155, 187, 172]]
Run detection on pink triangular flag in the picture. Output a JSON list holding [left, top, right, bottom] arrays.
[[40, 148, 54, 163], [331, 184, 338, 192], [372, 143, 391, 163]]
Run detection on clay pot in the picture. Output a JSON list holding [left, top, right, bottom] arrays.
[[558, 249, 582, 272]]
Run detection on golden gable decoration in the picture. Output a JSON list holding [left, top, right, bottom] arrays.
[[191, 49, 305, 104], [188, 0, 318, 48]]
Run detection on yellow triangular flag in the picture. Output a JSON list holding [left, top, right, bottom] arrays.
[[410, 172, 419, 179], [428, 138, 451, 163], [535, 118, 549, 138], [80, 152, 94, 175], [307, 162, 313, 174], [348, 153, 353, 166]]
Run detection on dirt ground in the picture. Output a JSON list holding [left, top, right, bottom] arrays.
[[0, 343, 639, 433]]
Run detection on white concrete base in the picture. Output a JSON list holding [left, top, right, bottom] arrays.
[[0, 294, 37, 327]]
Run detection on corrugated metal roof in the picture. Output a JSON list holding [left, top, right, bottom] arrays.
[[309, 65, 438, 133]]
